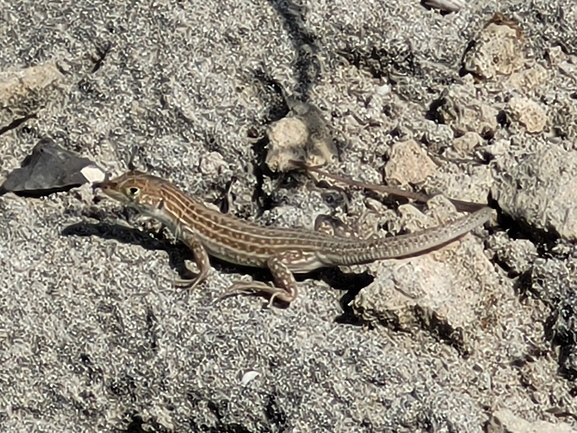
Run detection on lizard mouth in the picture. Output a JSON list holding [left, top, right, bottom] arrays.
[[98, 180, 124, 201]]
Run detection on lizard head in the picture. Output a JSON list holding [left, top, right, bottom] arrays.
[[99, 170, 166, 214]]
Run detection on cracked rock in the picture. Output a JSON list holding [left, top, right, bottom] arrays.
[[492, 142, 577, 241], [351, 198, 496, 355]]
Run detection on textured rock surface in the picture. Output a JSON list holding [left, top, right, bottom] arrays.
[[384, 139, 438, 185], [487, 409, 576, 433], [1, 1, 577, 432], [491, 141, 577, 241], [0, 62, 64, 130], [352, 197, 498, 355]]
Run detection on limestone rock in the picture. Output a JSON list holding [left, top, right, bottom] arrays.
[[507, 96, 548, 133], [384, 139, 437, 185], [463, 14, 525, 80]]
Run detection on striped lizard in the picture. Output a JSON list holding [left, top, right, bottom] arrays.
[[99, 170, 492, 305]]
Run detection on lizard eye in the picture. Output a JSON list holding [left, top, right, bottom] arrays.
[[127, 186, 140, 197]]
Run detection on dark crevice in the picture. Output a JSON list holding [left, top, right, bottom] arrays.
[[419, 0, 454, 15], [0, 113, 37, 136], [1, 184, 78, 198], [248, 133, 303, 221], [496, 210, 563, 248], [518, 268, 577, 381], [252, 68, 293, 119], [425, 97, 447, 123], [90, 40, 112, 73], [319, 268, 373, 325], [124, 414, 170, 433], [267, 0, 321, 98], [458, 40, 477, 78]]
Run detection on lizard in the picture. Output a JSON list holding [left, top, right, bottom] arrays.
[[99, 170, 492, 305]]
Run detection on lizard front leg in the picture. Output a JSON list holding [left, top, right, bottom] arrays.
[[174, 235, 211, 290]]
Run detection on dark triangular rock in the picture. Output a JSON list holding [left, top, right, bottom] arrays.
[[0, 138, 107, 197]]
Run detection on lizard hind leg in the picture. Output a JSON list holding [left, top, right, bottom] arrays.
[[218, 256, 299, 307], [314, 214, 353, 237]]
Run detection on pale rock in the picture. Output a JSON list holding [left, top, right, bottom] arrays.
[[265, 102, 337, 172], [0, 62, 64, 128], [452, 132, 483, 156], [487, 408, 576, 433], [507, 96, 548, 133], [351, 198, 496, 354], [384, 139, 437, 185], [463, 15, 525, 80], [505, 63, 549, 93], [492, 142, 577, 241]]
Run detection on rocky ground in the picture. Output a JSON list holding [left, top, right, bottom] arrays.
[[1, 0, 577, 432]]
